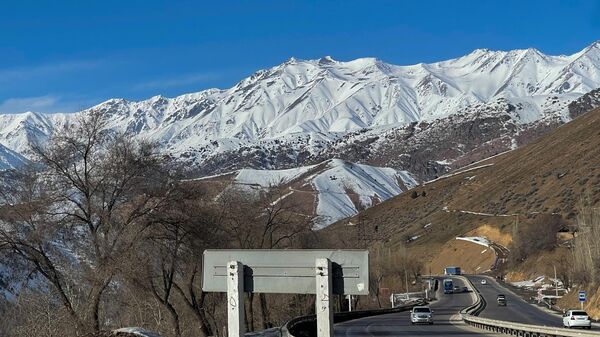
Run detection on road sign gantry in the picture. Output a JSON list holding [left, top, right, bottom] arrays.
[[202, 249, 369, 337]]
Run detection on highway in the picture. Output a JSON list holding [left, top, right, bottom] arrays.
[[334, 277, 502, 337], [467, 275, 562, 327]]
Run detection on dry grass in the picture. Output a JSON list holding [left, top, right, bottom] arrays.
[[505, 247, 570, 282], [465, 224, 512, 247], [426, 239, 495, 275], [558, 285, 600, 320], [323, 107, 600, 273]]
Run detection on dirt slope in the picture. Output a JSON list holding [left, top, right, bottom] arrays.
[[321, 106, 600, 268]]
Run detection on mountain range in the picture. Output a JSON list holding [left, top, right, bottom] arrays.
[[2, 42, 600, 226]]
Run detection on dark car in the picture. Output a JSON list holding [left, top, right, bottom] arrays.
[[453, 285, 468, 293], [497, 294, 507, 306]]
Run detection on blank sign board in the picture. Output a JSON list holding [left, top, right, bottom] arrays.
[[202, 249, 369, 295]]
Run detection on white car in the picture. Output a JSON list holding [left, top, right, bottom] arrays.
[[410, 306, 434, 324], [563, 310, 592, 329], [480, 279, 487, 285]]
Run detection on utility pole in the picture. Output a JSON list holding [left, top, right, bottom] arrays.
[[405, 269, 409, 298], [554, 265, 559, 297]]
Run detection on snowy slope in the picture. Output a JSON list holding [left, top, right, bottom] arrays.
[[235, 164, 318, 187], [310, 159, 417, 228], [1, 42, 600, 175], [216, 159, 417, 228], [0, 144, 28, 171]]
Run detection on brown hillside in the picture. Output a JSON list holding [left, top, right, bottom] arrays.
[[321, 107, 600, 268]]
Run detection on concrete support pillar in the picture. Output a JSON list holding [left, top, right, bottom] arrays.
[[316, 258, 334, 337], [227, 261, 245, 337]]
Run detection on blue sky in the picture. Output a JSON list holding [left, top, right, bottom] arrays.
[[1, 0, 599, 113]]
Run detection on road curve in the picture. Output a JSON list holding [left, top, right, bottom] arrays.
[[467, 275, 562, 327], [334, 277, 502, 337]]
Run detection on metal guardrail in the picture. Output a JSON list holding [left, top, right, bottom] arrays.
[[282, 300, 425, 337], [245, 327, 283, 337], [459, 276, 600, 337]]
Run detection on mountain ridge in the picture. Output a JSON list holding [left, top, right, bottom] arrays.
[[1, 42, 600, 177]]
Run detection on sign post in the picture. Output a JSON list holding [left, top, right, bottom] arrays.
[[315, 258, 333, 337], [202, 249, 369, 337], [227, 261, 245, 337], [346, 295, 352, 312], [579, 290, 586, 310]]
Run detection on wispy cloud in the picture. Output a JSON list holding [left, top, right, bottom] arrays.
[[0, 59, 103, 83], [132, 72, 222, 91], [0, 95, 100, 114]]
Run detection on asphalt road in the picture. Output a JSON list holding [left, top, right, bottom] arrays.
[[334, 277, 502, 337], [467, 275, 562, 327]]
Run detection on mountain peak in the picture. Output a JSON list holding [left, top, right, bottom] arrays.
[[318, 56, 336, 65], [585, 40, 600, 52], [525, 47, 542, 54], [472, 48, 492, 54], [286, 57, 299, 64]]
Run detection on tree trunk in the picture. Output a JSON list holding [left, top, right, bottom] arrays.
[[246, 292, 255, 331], [166, 301, 182, 337], [87, 277, 111, 333], [258, 293, 270, 329], [194, 291, 213, 337]]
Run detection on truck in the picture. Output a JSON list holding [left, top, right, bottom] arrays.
[[444, 266, 461, 275], [443, 278, 454, 294]]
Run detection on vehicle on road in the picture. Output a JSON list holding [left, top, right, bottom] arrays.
[[480, 279, 487, 285], [496, 294, 506, 306], [410, 306, 434, 325], [444, 266, 461, 275], [453, 285, 468, 293], [443, 278, 454, 294], [563, 310, 592, 329]]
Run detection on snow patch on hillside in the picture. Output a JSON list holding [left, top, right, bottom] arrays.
[[227, 159, 417, 228], [456, 236, 491, 247], [113, 327, 163, 337], [235, 164, 318, 187], [311, 159, 417, 228]]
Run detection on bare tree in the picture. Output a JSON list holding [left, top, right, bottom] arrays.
[[572, 197, 600, 284], [218, 186, 312, 330], [0, 111, 174, 334], [130, 186, 225, 337], [510, 214, 564, 263], [368, 242, 422, 309]]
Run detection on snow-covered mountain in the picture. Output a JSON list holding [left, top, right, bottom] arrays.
[[2, 42, 600, 179], [200, 159, 417, 228], [0, 145, 27, 171]]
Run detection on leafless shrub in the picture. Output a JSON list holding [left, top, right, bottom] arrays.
[[571, 197, 600, 284], [510, 214, 563, 263]]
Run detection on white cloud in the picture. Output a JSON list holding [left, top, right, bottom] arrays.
[[0, 95, 98, 114], [0, 59, 103, 83]]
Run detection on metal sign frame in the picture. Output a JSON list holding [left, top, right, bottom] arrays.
[[202, 249, 369, 295], [202, 249, 369, 337]]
